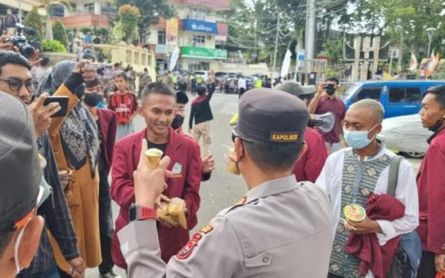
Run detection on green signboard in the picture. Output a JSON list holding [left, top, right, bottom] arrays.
[[181, 46, 227, 60]]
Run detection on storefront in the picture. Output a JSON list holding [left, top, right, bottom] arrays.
[[180, 46, 227, 71]]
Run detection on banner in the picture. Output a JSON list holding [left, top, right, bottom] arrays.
[[181, 46, 227, 60], [166, 18, 178, 45], [280, 49, 292, 78], [169, 47, 180, 71], [182, 19, 217, 34]]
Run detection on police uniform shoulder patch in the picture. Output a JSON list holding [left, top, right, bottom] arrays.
[[200, 224, 213, 234], [176, 225, 214, 260]]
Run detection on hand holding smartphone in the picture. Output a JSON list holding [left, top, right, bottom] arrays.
[[44, 96, 69, 117]]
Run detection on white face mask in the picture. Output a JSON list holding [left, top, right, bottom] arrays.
[[343, 125, 378, 150], [14, 217, 32, 274]]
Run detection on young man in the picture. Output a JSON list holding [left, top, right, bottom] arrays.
[[173, 91, 215, 181], [417, 85, 445, 278], [84, 79, 119, 278], [111, 83, 202, 267], [0, 93, 47, 278], [316, 99, 419, 277], [308, 77, 346, 153], [108, 72, 138, 140], [276, 81, 328, 182], [0, 51, 84, 278], [117, 89, 333, 277], [189, 85, 215, 156]]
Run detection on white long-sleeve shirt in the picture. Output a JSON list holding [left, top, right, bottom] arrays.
[[316, 147, 419, 246]]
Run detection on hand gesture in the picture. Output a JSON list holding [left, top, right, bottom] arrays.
[[201, 154, 215, 174], [133, 140, 174, 208]]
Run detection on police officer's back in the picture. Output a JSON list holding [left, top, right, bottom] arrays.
[[118, 89, 333, 278]]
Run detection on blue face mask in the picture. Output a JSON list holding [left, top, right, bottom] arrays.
[[344, 125, 377, 149]]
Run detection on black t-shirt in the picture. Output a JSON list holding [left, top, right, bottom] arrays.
[[146, 139, 168, 157]]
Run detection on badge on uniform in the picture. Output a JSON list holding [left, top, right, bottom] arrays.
[[176, 224, 213, 260], [171, 162, 182, 178]]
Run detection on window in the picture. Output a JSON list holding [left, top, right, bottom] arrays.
[[389, 87, 421, 103], [356, 88, 382, 101], [84, 3, 95, 14], [193, 35, 205, 46], [158, 30, 166, 45], [50, 4, 65, 17]]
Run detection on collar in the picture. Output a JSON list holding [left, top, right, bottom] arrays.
[[352, 144, 386, 162], [245, 176, 298, 203], [428, 126, 445, 144]]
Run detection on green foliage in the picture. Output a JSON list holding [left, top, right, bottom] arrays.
[[80, 27, 92, 34], [52, 20, 68, 47], [114, 4, 141, 43], [42, 39, 67, 52], [116, 0, 175, 40], [324, 39, 343, 65], [24, 8, 43, 41]]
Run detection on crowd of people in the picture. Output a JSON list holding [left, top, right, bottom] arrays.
[[0, 38, 444, 278]]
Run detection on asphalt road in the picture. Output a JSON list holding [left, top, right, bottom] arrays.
[[86, 92, 421, 277]]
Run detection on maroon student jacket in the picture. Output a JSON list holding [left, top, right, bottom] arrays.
[[294, 127, 328, 182], [417, 127, 445, 254], [110, 128, 202, 267]]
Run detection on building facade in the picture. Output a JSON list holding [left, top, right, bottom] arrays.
[[148, 0, 230, 72]]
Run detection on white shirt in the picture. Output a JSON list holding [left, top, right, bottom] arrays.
[[238, 78, 247, 89], [316, 147, 419, 246]]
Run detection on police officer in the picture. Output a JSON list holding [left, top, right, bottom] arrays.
[[118, 89, 333, 278]]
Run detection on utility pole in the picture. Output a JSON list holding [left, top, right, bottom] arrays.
[[305, 0, 316, 73], [272, 15, 280, 77], [18, 0, 22, 24]]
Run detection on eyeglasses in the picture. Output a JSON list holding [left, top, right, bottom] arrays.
[[0, 77, 33, 93]]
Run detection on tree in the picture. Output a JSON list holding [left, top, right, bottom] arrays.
[[24, 8, 43, 41], [52, 20, 68, 47], [113, 4, 141, 44], [116, 0, 175, 42], [36, 0, 71, 40]]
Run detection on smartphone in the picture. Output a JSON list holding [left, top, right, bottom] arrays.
[[44, 96, 69, 118]]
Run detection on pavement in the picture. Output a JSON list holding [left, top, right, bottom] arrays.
[[86, 92, 421, 277]]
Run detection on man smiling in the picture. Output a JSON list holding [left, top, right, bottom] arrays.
[[111, 83, 202, 268]]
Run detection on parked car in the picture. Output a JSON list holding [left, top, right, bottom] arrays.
[[377, 114, 433, 158], [344, 80, 445, 118]]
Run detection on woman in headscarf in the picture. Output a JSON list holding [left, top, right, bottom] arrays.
[[38, 60, 102, 276]]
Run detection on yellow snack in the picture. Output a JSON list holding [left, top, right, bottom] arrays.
[[168, 198, 187, 229], [156, 196, 187, 229], [145, 148, 163, 169], [343, 204, 366, 223], [226, 148, 240, 175]]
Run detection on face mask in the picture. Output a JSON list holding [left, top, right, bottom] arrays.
[[83, 92, 102, 107], [14, 218, 32, 274], [171, 115, 185, 130], [324, 84, 336, 95], [344, 125, 377, 150]]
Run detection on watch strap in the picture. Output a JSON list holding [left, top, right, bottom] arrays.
[[129, 204, 157, 221]]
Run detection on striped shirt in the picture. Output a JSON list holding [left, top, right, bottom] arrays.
[[108, 92, 137, 124]]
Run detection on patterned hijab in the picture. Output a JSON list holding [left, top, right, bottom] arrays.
[[37, 61, 99, 176]]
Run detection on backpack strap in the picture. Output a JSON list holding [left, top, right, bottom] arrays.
[[387, 155, 403, 197]]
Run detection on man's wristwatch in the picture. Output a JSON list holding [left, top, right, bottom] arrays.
[[129, 204, 157, 222]]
